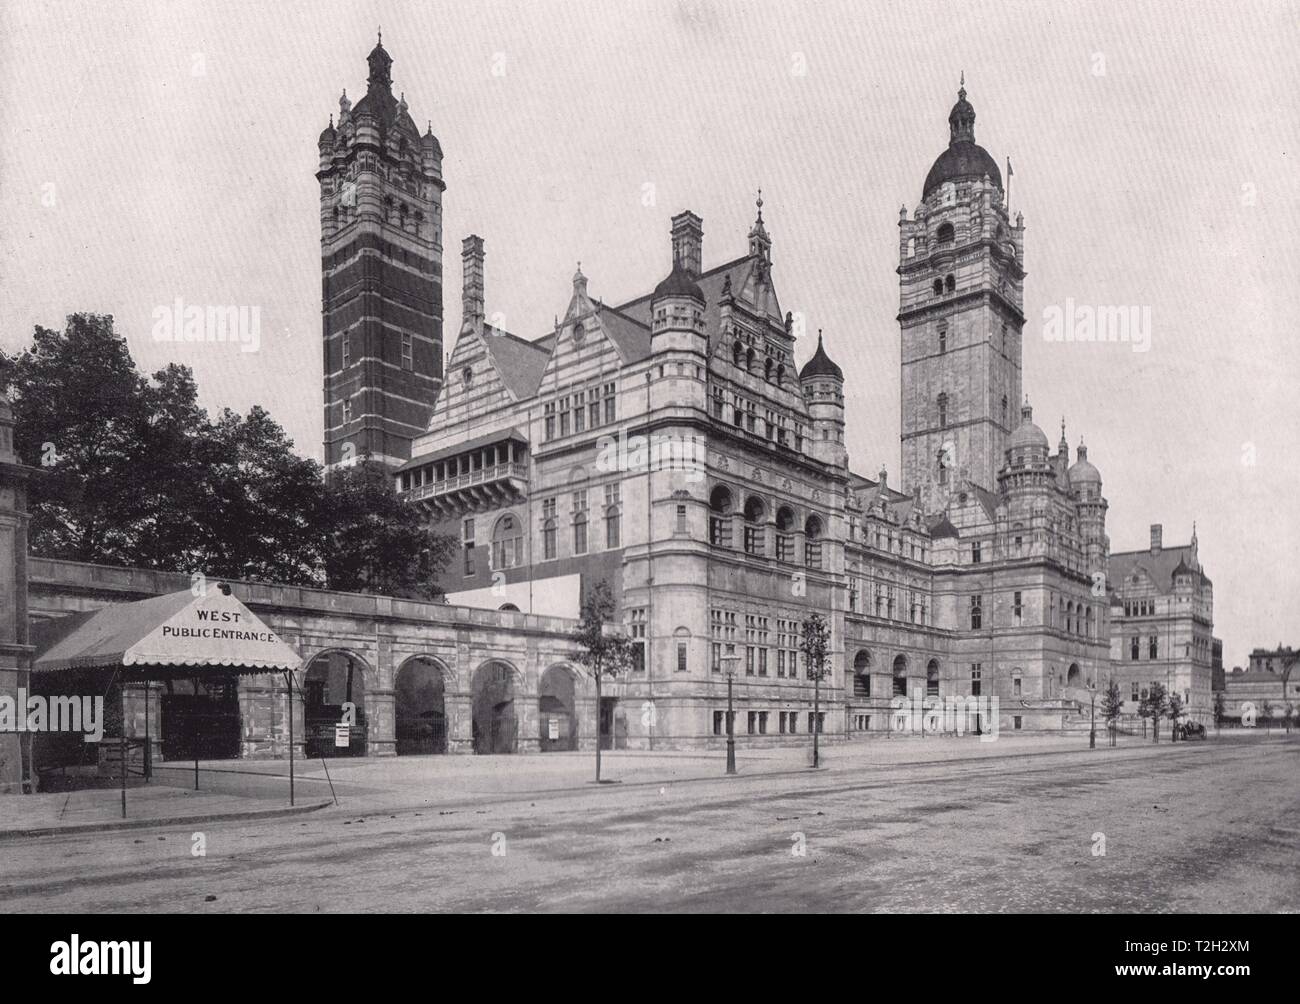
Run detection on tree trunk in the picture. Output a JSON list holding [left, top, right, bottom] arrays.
[[813, 673, 820, 768], [595, 673, 602, 782]]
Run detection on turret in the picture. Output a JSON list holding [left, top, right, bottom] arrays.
[[799, 331, 847, 468], [650, 210, 708, 359]]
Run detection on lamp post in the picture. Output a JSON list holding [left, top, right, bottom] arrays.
[[722, 644, 739, 775], [1087, 679, 1098, 749]]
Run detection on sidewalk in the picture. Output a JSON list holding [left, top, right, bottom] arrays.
[[0, 782, 329, 839], [2, 731, 1273, 838]]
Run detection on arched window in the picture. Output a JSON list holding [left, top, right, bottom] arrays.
[[764, 357, 773, 382], [733, 340, 744, 367], [933, 278, 943, 296], [746, 347, 755, 372], [804, 514, 824, 569], [709, 485, 734, 548], [892, 654, 908, 697], [743, 496, 766, 555], [926, 658, 940, 697], [492, 514, 522, 569], [936, 222, 954, 244], [853, 650, 872, 698], [945, 273, 956, 293], [775, 505, 795, 561], [775, 363, 785, 385]]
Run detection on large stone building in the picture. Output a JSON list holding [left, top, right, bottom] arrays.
[[379, 61, 1119, 746], [1220, 645, 1298, 726], [1106, 523, 1216, 724]]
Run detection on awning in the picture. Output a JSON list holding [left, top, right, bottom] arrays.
[[32, 586, 302, 675]]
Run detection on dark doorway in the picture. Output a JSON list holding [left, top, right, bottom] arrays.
[[160, 677, 241, 761], [303, 651, 368, 757], [538, 666, 578, 751], [472, 661, 517, 754], [395, 657, 447, 755], [599, 697, 627, 751]]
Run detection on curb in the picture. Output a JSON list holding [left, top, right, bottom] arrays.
[[0, 799, 332, 841]]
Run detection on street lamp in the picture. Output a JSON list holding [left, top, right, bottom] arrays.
[[1087, 678, 1098, 749], [722, 644, 740, 775]]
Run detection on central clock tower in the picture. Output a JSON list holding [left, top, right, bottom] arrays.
[[317, 35, 445, 470]]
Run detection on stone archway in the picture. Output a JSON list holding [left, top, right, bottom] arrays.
[[303, 650, 369, 757], [852, 649, 872, 698], [472, 661, 518, 754], [394, 656, 448, 755], [538, 664, 579, 752]]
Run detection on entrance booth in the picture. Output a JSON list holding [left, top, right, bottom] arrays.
[[31, 583, 305, 816]]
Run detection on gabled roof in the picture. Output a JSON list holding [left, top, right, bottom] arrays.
[[1108, 544, 1201, 595], [928, 515, 960, 539], [481, 326, 552, 399], [593, 303, 651, 363]]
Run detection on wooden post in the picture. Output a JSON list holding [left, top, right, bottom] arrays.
[[287, 670, 295, 806]]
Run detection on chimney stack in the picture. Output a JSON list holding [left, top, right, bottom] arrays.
[[670, 211, 703, 276], [1149, 523, 1162, 556], [462, 235, 485, 326]]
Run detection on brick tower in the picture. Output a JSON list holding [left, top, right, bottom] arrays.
[[318, 34, 445, 470]]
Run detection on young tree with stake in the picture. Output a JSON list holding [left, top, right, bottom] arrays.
[[1100, 678, 1124, 747], [570, 580, 633, 783], [800, 612, 832, 768]]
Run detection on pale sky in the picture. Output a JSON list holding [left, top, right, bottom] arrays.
[[2, 0, 1297, 667]]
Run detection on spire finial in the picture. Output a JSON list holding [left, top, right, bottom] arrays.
[[756, 187, 764, 223], [378, 26, 382, 44], [959, 70, 966, 100]]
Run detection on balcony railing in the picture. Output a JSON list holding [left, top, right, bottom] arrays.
[[404, 461, 529, 502]]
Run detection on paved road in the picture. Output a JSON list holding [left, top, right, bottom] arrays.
[[2, 738, 1296, 912]]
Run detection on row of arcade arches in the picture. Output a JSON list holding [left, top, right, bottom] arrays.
[[301, 651, 585, 757]]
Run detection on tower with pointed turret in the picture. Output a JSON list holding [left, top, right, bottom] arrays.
[[898, 77, 1025, 514], [318, 34, 445, 470]]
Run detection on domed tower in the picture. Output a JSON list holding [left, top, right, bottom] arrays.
[[898, 76, 1026, 513], [997, 399, 1053, 495], [1068, 438, 1109, 573], [318, 34, 446, 470], [649, 211, 709, 412], [799, 331, 847, 468]]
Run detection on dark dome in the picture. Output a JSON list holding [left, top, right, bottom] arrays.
[[923, 142, 1002, 201], [922, 81, 1002, 200], [318, 121, 336, 145], [652, 261, 705, 303], [799, 332, 843, 381]]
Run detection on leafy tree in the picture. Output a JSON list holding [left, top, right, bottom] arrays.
[[1213, 690, 1226, 735], [569, 580, 632, 782], [1139, 682, 1168, 743], [800, 612, 832, 768], [1100, 679, 1124, 746], [320, 458, 454, 599], [1166, 691, 1184, 740]]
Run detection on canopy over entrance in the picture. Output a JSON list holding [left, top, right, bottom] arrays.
[[30, 585, 314, 816], [34, 585, 302, 676]]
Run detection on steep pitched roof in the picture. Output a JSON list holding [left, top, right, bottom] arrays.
[[1108, 543, 1201, 594], [617, 254, 756, 352], [480, 326, 552, 399], [594, 303, 651, 363]]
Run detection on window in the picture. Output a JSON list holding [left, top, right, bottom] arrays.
[[758, 711, 768, 735], [544, 402, 556, 440], [710, 609, 723, 673], [342, 336, 351, 367], [1149, 635, 1158, 659], [1013, 716, 1022, 731], [603, 383, 616, 424], [676, 504, 687, 534], [747, 712, 757, 735], [945, 273, 955, 293], [712, 386, 724, 418], [1130, 636, 1140, 661], [573, 514, 588, 554], [401, 333, 413, 370], [936, 222, 954, 244], [628, 608, 646, 672], [1013, 676, 1022, 697], [605, 507, 621, 548], [1013, 591, 1023, 626], [1131, 682, 1140, 702], [938, 392, 948, 429], [933, 278, 943, 296], [574, 392, 586, 433], [971, 541, 982, 564], [589, 390, 601, 429], [713, 711, 724, 736], [971, 663, 982, 697], [341, 399, 352, 424], [970, 595, 982, 630], [677, 643, 688, 674], [542, 519, 557, 560], [491, 514, 522, 570], [462, 518, 476, 576], [559, 396, 571, 437]]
